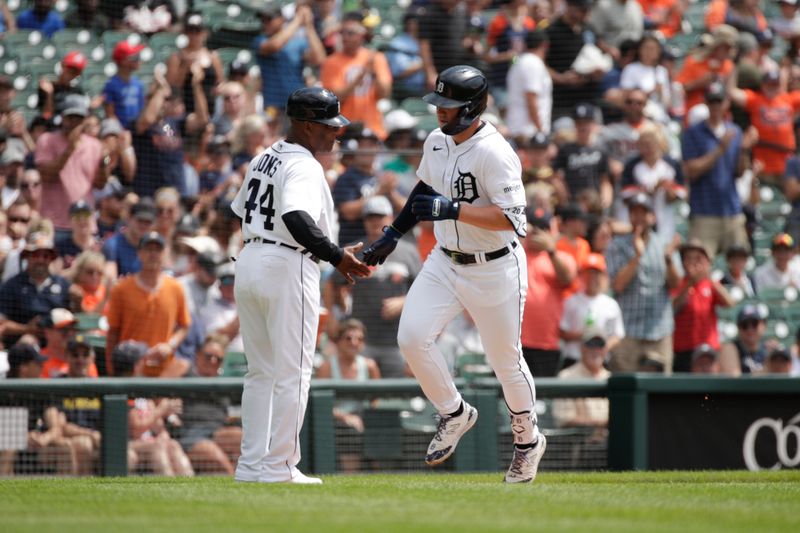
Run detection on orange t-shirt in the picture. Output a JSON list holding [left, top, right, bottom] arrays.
[[704, 0, 728, 31], [81, 284, 107, 314], [743, 89, 800, 175], [556, 235, 590, 297], [416, 225, 437, 261], [40, 348, 99, 378], [521, 249, 576, 350], [106, 275, 190, 376], [676, 55, 734, 116], [705, 0, 767, 32], [319, 47, 392, 140], [486, 12, 536, 48], [637, 0, 682, 38]]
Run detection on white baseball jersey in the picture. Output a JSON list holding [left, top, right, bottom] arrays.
[[399, 119, 539, 449], [232, 139, 330, 483], [231, 140, 335, 247], [416, 122, 526, 253]]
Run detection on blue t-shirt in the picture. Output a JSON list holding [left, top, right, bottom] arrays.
[[0, 272, 70, 326], [102, 231, 141, 276], [16, 9, 65, 38], [198, 169, 233, 193], [681, 121, 743, 217], [253, 33, 308, 108], [332, 167, 377, 245], [54, 233, 84, 270], [103, 75, 146, 130], [132, 117, 186, 198], [385, 34, 425, 96]]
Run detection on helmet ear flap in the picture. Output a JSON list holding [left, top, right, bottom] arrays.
[[440, 91, 487, 135]]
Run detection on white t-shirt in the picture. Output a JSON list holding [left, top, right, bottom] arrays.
[[559, 292, 625, 361], [416, 122, 526, 252], [753, 260, 800, 291], [231, 140, 335, 248], [505, 52, 552, 138], [620, 62, 671, 103], [621, 157, 683, 242]]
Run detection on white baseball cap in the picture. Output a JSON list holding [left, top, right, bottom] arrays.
[[384, 109, 419, 134], [362, 195, 393, 217]]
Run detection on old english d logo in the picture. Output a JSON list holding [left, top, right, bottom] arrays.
[[437, 81, 444, 93], [454, 169, 479, 203]]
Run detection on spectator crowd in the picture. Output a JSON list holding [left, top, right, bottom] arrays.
[[2, 0, 800, 476]]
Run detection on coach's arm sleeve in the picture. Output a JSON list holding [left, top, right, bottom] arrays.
[[283, 210, 344, 266]]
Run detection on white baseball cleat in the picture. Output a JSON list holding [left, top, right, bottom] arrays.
[[504, 434, 547, 484], [285, 472, 323, 485], [425, 402, 478, 466]]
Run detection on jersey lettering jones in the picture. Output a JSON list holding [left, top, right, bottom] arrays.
[[231, 141, 336, 247]]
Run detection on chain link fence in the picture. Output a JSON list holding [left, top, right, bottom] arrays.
[[0, 378, 609, 477]]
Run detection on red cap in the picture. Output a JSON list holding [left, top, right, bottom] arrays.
[[112, 41, 145, 64], [62, 50, 87, 72], [581, 253, 607, 273]]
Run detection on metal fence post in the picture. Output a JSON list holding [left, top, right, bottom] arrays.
[[455, 389, 497, 472], [310, 389, 336, 474], [102, 394, 128, 477], [607, 374, 648, 471]]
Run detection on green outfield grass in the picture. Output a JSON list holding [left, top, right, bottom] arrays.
[[2, 471, 799, 533]]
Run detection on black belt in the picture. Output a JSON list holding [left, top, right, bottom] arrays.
[[244, 237, 319, 263], [440, 241, 517, 265]]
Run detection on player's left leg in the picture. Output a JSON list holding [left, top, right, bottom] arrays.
[[466, 249, 545, 483], [234, 245, 288, 482], [260, 255, 321, 484], [397, 252, 476, 466]]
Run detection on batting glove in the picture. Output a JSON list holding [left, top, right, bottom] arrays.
[[362, 225, 403, 266], [411, 194, 461, 221]]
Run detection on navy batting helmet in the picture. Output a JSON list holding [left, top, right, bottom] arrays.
[[286, 87, 350, 127], [423, 65, 488, 135]]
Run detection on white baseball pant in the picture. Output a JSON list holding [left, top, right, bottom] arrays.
[[233, 243, 319, 482], [397, 245, 537, 416]]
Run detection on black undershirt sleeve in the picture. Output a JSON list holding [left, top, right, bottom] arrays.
[[282, 210, 344, 266], [392, 180, 437, 234]]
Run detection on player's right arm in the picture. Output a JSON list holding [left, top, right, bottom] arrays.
[[362, 179, 437, 266]]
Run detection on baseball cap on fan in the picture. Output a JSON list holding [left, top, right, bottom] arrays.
[[112, 340, 148, 375], [582, 327, 607, 348], [8, 343, 47, 367], [139, 231, 166, 249], [526, 207, 551, 230], [581, 253, 607, 273], [113, 40, 145, 64], [40, 308, 78, 330], [185, 13, 205, 30], [384, 109, 419, 134], [362, 195, 393, 217], [61, 94, 90, 118], [691, 343, 718, 362], [61, 50, 88, 73]]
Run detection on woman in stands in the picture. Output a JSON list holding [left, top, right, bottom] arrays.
[[68, 250, 110, 314], [166, 13, 223, 116]]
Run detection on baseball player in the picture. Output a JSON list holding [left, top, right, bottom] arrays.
[[363, 65, 546, 483], [231, 87, 370, 484]]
